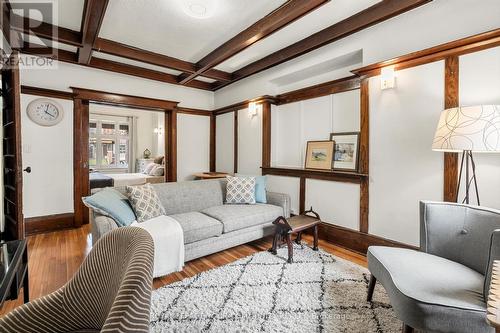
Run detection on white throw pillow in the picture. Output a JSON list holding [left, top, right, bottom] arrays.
[[142, 163, 157, 174], [225, 176, 256, 204], [150, 165, 164, 176]]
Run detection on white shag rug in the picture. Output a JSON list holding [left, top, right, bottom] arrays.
[[150, 244, 403, 333]]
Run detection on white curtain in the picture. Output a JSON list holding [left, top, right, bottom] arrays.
[[129, 116, 138, 172]]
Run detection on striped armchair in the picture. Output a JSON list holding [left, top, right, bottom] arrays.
[[0, 227, 154, 333]]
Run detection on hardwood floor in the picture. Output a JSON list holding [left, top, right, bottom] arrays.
[[0, 224, 367, 316]]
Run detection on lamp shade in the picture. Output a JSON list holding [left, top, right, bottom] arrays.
[[432, 105, 500, 152]]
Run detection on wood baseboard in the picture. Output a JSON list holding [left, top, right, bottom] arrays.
[[317, 222, 417, 255], [25, 213, 75, 236]]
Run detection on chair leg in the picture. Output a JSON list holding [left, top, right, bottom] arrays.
[[367, 275, 376, 302], [402, 324, 414, 333]]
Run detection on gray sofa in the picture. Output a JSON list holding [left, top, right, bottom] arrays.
[[90, 179, 291, 262], [367, 201, 500, 333]]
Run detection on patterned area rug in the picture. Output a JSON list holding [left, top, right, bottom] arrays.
[[150, 244, 402, 333]]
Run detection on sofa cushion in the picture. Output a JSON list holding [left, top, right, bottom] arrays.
[[169, 212, 223, 244], [368, 246, 488, 332], [202, 204, 283, 233]]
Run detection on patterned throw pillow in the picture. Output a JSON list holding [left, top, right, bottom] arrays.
[[126, 183, 166, 223], [225, 176, 256, 204]]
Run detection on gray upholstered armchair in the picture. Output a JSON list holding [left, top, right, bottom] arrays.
[[0, 227, 154, 333], [367, 201, 500, 333]]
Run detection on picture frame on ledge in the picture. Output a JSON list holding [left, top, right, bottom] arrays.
[[329, 132, 360, 172], [305, 140, 335, 170]]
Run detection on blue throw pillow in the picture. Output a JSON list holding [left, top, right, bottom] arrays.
[[236, 174, 267, 203], [82, 188, 136, 227]]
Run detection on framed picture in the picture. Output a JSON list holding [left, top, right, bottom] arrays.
[[329, 132, 360, 172], [304, 140, 335, 170]]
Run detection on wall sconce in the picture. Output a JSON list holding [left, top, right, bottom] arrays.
[[248, 102, 262, 117], [380, 66, 396, 90], [153, 127, 164, 135]]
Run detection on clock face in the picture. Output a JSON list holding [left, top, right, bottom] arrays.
[[26, 98, 64, 126]]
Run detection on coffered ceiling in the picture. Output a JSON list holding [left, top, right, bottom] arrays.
[[8, 0, 433, 91]]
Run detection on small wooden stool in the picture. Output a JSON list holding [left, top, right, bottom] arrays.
[[269, 208, 321, 263]]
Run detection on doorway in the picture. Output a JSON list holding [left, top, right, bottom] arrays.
[[72, 87, 178, 226]]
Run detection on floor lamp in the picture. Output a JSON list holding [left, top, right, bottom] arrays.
[[432, 105, 500, 205]]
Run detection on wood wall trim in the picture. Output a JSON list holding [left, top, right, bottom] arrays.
[[213, 0, 432, 90], [178, 0, 329, 84], [352, 28, 500, 78], [359, 79, 370, 233], [210, 114, 216, 172], [234, 111, 238, 174], [21, 85, 74, 100], [299, 177, 306, 214], [78, 0, 109, 64], [73, 98, 89, 227], [276, 76, 360, 105], [262, 167, 367, 184], [176, 106, 212, 116], [261, 101, 272, 169], [318, 222, 417, 255], [443, 56, 459, 202], [213, 96, 278, 115], [71, 87, 179, 111], [25, 213, 74, 236], [166, 109, 178, 182]]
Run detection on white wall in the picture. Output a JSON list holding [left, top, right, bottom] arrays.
[[21, 94, 74, 218], [369, 61, 445, 246], [214, 0, 500, 107], [458, 46, 500, 209], [237, 107, 262, 175], [215, 112, 234, 173], [177, 114, 210, 181]]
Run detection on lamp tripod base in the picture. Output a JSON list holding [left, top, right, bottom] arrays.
[[456, 150, 480, 206]]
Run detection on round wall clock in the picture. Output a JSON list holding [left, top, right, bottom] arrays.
[[26, 98, 64, 126]]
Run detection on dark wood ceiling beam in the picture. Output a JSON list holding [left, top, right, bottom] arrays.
[[179, 0, 330, 85], [9, 13, 82, 46], [213, 0, 432, 90], [20, 45, 213, 91], [94, 38, 232, 82], [78, 0, 109, 64]]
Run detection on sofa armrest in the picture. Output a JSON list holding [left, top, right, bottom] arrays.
[[484, 229, 500, 301], [266, 191, 291, 218], [90, 210, 119, 246]]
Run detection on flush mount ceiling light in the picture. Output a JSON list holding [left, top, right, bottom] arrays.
[[180, 0, 218, 19]]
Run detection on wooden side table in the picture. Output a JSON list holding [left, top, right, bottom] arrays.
[[269, 208, 321, 263], [193, 172, 230, 180], [0, 239, 29, 307]]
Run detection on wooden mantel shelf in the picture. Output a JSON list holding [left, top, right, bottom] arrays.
[[261, 166, 368, 184]]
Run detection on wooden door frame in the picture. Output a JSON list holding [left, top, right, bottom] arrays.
[[71, 87, 179, 227]]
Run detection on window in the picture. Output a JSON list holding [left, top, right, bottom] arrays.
[[89, 116, 131, 170]]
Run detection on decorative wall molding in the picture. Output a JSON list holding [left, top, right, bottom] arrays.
[[25, 213, 74, 236]]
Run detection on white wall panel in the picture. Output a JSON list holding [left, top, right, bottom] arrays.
[[459, 47, 500, 209], [332, 90, 360, 132], [369, 61, 445, 246], [21, 95, 74, 218], [301, 96, 333, 144], [274, 102, 301, 167], [238, 108, 262, 175], [216, 112, 234, 173], [266, 175, 300, 215], [305, 179, 360, 230], [177, 114, 210, 181]]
